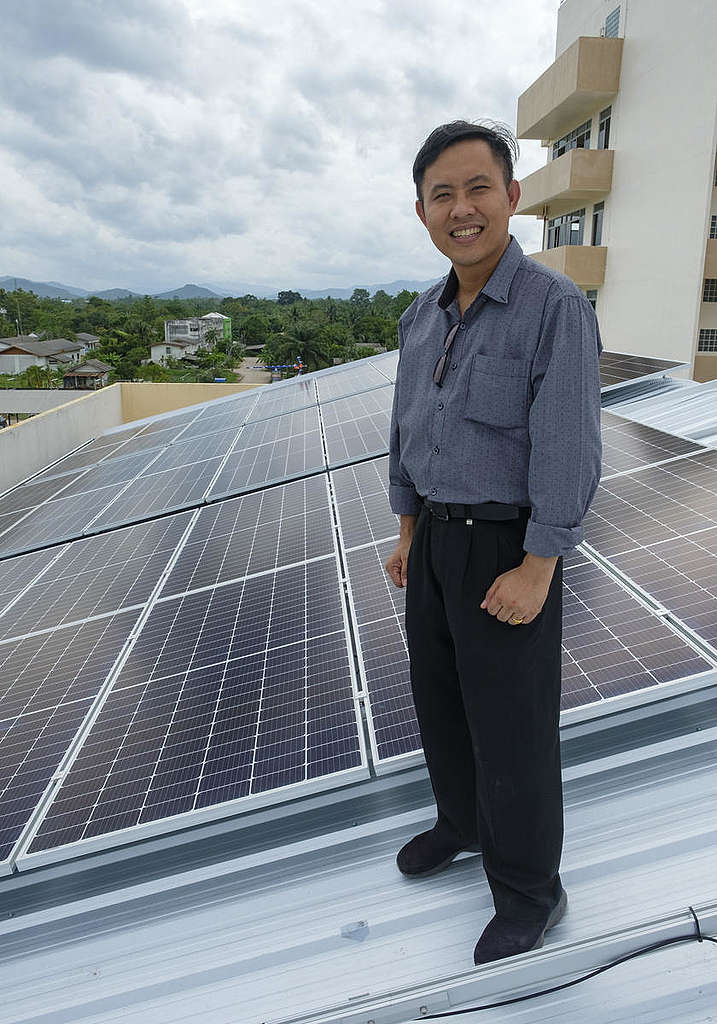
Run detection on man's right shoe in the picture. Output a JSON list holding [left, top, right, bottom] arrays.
[[396, 824, 480, 877]]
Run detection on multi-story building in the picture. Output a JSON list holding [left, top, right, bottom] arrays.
[[163, 313, 231, 347], [515, 0, 717, 382]]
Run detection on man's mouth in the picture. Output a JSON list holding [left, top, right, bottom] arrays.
[[450, 226, 483, 238]]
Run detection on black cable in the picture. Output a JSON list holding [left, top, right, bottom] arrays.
[[420, 906, 716, 1019]]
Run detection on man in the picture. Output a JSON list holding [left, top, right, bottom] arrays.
[[384, 121, 602, 966]]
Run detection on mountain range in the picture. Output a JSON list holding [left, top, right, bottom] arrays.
[[0, 275, 442, 302]]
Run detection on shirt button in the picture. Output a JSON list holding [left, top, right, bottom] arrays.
[[430, 487, 437, 496], [459, 322, 466, 330], [437, 401, 444, 410], [451, 362, 457, 370], [433, 446, 440, 455]]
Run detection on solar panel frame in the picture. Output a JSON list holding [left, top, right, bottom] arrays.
[[19, 552, 369, 868], [316, 363, 390, 403], [599, 350, 687, 390], [322, 386, 393, 468]]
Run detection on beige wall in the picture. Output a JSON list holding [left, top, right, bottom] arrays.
[[0, 384, 124, 493], [119, 382, 264, 423], [693, 354, 717, 382], [0, 390, 92, 414]]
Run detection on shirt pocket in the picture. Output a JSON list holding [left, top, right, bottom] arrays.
[[463, 352, 532, 429]]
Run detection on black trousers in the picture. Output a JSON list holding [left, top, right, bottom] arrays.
[[404, 504, 564, 922]]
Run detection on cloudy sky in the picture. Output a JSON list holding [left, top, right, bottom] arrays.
[[1, 0, 558, 294]]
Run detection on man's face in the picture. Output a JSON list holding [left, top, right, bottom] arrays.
[[416, 139, 521, 272]]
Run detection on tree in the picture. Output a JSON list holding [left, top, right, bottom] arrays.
[[277, 290, 302, 305], [349, 288, 371, 320]]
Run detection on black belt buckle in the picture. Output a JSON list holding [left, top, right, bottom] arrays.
[[427, 499, 449, 520]]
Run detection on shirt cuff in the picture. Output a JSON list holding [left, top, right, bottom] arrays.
[[389, 483, 423, 516], [523, 518, 584, 557]]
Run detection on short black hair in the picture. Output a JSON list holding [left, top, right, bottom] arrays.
[[413, 120, 519, 202]]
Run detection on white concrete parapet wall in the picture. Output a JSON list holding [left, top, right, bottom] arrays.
[[0, 390, 94, 415], [0, 385, 124, 493]]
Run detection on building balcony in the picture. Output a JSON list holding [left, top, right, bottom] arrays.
[[704, 238, 717, 278], [517, 36, 623, 142], [517, 148, 614, 217], [527, 245, 607, 288]]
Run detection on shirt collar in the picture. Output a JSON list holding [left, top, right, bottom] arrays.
[[437, 235, 524, 309]]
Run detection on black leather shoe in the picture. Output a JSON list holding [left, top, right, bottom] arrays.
[[473, 889, 568, 965], [396, 824, 480, 877]]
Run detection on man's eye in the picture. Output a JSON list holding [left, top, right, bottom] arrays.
[[472, 185, 488, 191]]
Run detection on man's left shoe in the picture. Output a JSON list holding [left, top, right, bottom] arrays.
[[473, 888, 568, 965]]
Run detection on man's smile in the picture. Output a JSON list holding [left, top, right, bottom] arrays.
[[450, 225, 484, 239]]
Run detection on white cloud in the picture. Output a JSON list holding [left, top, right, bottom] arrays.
[[0, 0, 558, 292]]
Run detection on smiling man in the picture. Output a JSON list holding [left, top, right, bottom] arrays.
[[384, 121, 602, 965]]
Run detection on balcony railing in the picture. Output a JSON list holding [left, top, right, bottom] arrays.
[[517, 148, 614, 217], [527, 245, 607, 288], [517, 36, 623, 142]]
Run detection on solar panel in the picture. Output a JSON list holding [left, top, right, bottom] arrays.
[[369, 351, 399, 382], [164, 476, 334, 597], [0, 548, 50, 613], [0, 514, 191, 642], [322, 386, 394, 468], [0, 609, 141, 867], [245, 379, 316, 421], [208, 418, 325, 501], [0, 485, 120, 558], [176, 394, 260, 441], [22, 556, 367, 862], [600, 410, 703, 478], [331, 457, 398, 549], [599, 351, 686, 389], [89, 459, 224, 531], [316, 363, 389, 403], [342, 537, 712, 767], [609, 527, 717, 648], [584, 449, 717, 558], [0, 470, 86, 515]]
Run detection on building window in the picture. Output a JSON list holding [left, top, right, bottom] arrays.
[[591, 202, 604, 246], [699, 330, 717, 351], [703, 279, 717, 302], [710, 215, 717, 239], [604, 6, 620, 37], [586, 290, 598, 310], [597, 107, 612, 150], [547, 209, 586, 248], [552, 120, 591, 160], [166, 346, 172, 354]]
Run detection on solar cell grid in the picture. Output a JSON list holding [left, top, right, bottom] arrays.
[[369, 351, 399, 381], [246, 380, 316, 421], [237, 407, 320, 450], [89, 459, 223, 531], [53, 450, 164, 498], [34, 443, 128, 481], [599, 351, 684, 388], [323, 389, 393, 468], [209, 430, 324, 500], [0, 548, 53, 613], [0, 471, 86, 516], [26, 563, 364, 856], [342, 536, 711, 764], [611, 526, 717, 648], [0, 485, 119, 558], [147, 428, 240, 472], [177, 397, 257, 440], [130, 408, 200, 435], [164, 477, 333, 596], [600, 411, 703, 477], [331, 457, 398, 549], [98, 425, 180, 460], [584, 449, 717, 557], [0, 609, 140, 722], [0, 698, 95, 864], [0, 514, 191, 641], [316, 363, 388, 403]]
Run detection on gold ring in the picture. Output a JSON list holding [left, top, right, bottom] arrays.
[[509, 615, 525, 624]]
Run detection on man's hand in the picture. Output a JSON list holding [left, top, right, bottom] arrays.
[[385, 514, 416, 589], [480, 553, 558, 624]]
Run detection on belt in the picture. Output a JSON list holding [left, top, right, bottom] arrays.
[[421, 497, 530, 522]]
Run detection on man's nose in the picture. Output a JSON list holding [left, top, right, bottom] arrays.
[[450, 192, 478, 218]]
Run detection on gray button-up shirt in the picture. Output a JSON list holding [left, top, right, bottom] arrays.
[[389, 237, 602, 557]]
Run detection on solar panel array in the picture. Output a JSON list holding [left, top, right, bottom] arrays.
[[0, 349, 714, 871], [599, 351, 687, 389]]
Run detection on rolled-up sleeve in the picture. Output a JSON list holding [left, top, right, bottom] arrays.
[[389, 322, 422, 516], [524, 291, 602, 557]]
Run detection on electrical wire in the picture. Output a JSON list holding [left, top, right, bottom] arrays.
[[420, 906, 716, 1019]]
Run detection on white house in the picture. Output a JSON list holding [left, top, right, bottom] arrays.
[[0, 338, 86, 374]]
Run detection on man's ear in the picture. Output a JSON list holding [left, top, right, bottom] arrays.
[[415, 198, 428, 228], [507, 179, 521, 214]]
